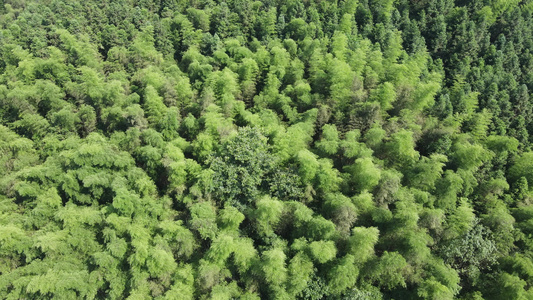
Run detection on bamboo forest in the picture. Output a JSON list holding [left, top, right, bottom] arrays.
[[3, 0, 533, 299]]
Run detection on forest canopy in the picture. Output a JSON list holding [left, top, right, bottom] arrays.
[[2, 0, 533, 299]]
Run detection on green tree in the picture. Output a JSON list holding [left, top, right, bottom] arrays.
[[209, 127, 275, 208]]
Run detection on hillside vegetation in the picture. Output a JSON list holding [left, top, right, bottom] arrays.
[[2, 0, 533, 299]]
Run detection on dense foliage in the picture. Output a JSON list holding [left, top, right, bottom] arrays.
[[2, 0, 533, 298]]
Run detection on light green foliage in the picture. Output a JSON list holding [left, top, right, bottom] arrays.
[[316, 158, 342, 193], [316, 124, 340, 156], [385, 129, 420, 168], [201, 104, 236, 137], [500, 254, 533, 286], [0, 224, 30, 272], [192, 132, 215, 161], [217, 206, 244, 232], [308, 240, 337, 264], [423, 258, 461, 296], [0, 125, 39, 177], [346, 157, 382, 192], [232, 238, 257, 274], [435, 171, 465, 211], [296, 149, 320, 184], [327, 254, 359, 295], [323, 193, 357, 235], [510, 152, 533, 189], [417, 279, 455, 300], [286, 252, 314, 296], [206, 234, 235, 265], [352, 191, 376, 216], [205, 68, 239, 110], [450, 136, 491, 171], [366, 251, 408, 290], [254, 196, 284, 238], [197, 260, 224, 293], [407, 154, 447, 192], [413, 80, 441, 111], [56, 29, 99, 68], [373, 169, 402, 205], [304, 215, 337, 241], [444, 199, 476, 239], [348, 227, 380, 264], [190, 202, 218, 240], [130, 26, 164, 67], [490, 0, 521, 16], [261, 247, 287, 287], [157, 220, 197, 259], [485, 135, 519, 158], [147, 247, 177, 278], [210, 282, 241, 299], [162, 144, 188, 194], [12, 112, 51, 139], [331, 31, 348, 60], [341, 130, 373, 159], [328, 57, 356, 104], [1, 1, 533, 298], [370, 82, 396, 111], [272, 117, 315, 162], [25, 268, 94, 299], [485, 272, 531, 300], [364, 127, 386, 150]]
